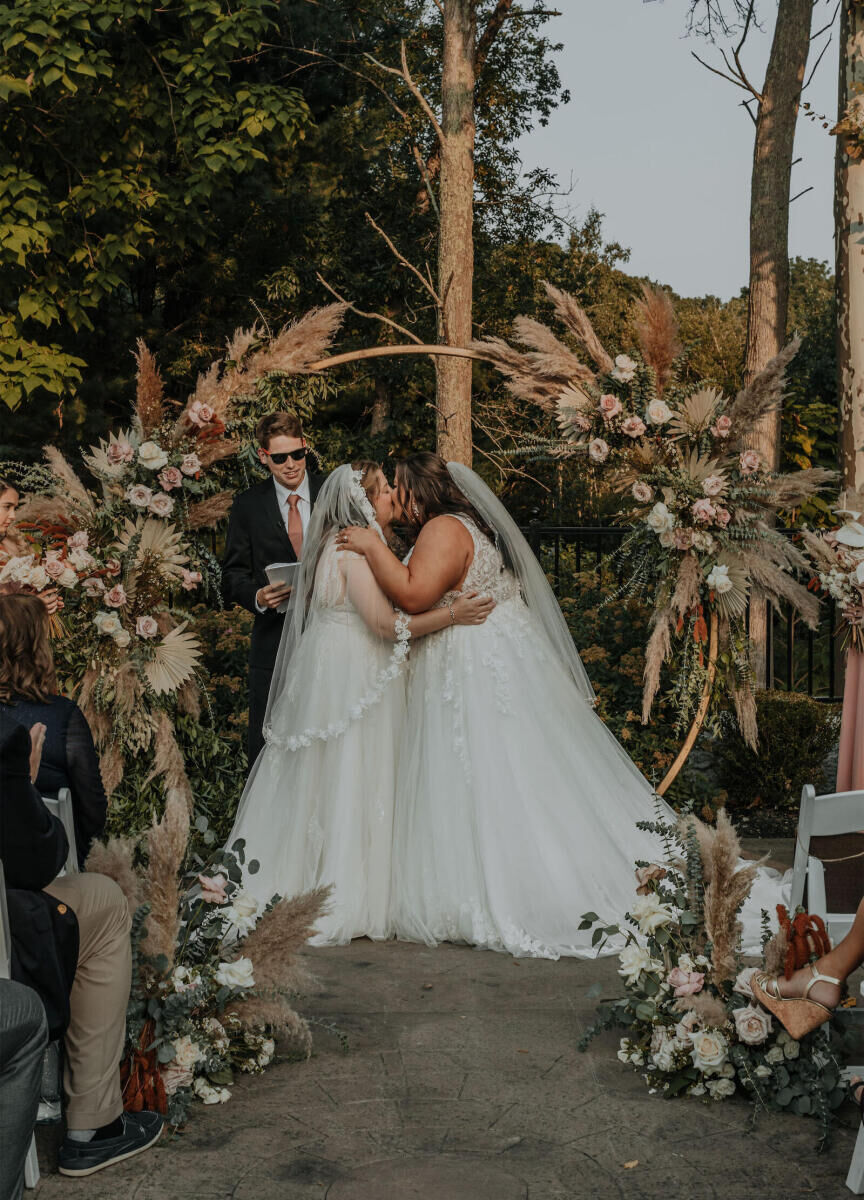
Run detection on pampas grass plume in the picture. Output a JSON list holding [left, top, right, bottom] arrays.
[[85, 836, 143, 916], [141, 787, 190, 968], [134, 341, 165, 437]]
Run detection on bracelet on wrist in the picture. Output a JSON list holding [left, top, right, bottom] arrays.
[[448, 602, 456, 626]]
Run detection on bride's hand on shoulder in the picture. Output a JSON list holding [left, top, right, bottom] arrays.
[[336, 526, 378, 555], [452, 590, 495, 626]]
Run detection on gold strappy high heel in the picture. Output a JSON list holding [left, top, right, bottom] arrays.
[[751, 964, 841, 1039]]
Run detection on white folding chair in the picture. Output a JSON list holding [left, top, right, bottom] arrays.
[[42, 788, 78, 876], [0, 861, 40, 1189], [790, 784, 864, 945]]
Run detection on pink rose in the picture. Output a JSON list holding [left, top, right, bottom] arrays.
[[68, 531, 89, 550], [181, 453, 202, 477], [105, 558, 122, 577], [712, 414, 732, 439], [188, 400, 215, 427], [588, 438, 610, 463], [635, 864, 667, 895], [632, 480, 654, 504], [136, 615, 159, 639], [739, 449, 762, 475], [598, 393, 623, 421], [126, 484, 153, 508], [180, 569, 202, 592], [44, 557, 65, 580], [197, 874, 228, 904], [107, 439, 134, 465], [160, 1063, 194, 1096], [673, 527, 695, 550], [714, 506, 731, 528], [621, 415, 646, 439], [703, 475, 724, 497], [83, 576, 105, 598], [668, 967, 705, 998], [104, 584, 127, 608], [148, 492, 175, 518], [692, 497, 716, 524], [158, 466, 183, 492]]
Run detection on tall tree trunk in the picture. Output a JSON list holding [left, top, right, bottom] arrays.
[[743, 0, 813, 686], [837, 0, 864, 494], [436, 0, 476, 466], [370, 377, 390, 435]]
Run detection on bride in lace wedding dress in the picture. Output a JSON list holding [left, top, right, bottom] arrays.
[[337, 453, 785, 959], [226, 461, 494, 945]]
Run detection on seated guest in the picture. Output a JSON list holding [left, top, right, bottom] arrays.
[[0, 593, 107, 869], [1, 709, 163, 1175], [0, 980, 48, 1200]]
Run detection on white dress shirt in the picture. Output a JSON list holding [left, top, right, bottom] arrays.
[[255, 473, 312, 612]]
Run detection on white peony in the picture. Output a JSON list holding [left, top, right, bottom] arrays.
[[618, 944, 657, 984], [93, 610, 122, 637], [224, 891, 259, 935], [645, 398, 672, 425], [171, 1035, 204, 1070], [690, 1029, 728, 1074], [611, 354, 637, 383], [138, 441, 169, 471], [706, 564, 733, 595], [645, 501, 674, 535], [630, 892, 676, 934], [214, 956, 255, 990]]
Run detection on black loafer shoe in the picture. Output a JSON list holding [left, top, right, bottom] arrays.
[[58, 1111, 164, 1177]]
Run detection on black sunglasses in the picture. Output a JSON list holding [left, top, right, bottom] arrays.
[[264, 447, 307, 465]]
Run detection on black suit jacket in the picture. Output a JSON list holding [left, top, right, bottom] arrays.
[[0, 710, 79, 1039], [221, 473, 323, 670]]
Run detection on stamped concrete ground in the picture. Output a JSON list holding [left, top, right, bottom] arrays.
[[34, 931, 863, 1200]]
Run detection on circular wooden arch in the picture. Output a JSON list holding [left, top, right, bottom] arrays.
[[307, 343, 491, 373]]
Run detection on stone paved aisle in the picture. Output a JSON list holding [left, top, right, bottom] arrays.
[[33, 937, 862, 1199]]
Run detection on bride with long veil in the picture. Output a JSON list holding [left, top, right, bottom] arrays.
[[227, 460, 494, 944], [337, 453, 785, 959]]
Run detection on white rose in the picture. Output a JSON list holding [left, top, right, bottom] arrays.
[[138, 441, 169, 471], [690, 1029, 728, 1074], [706, 564, 733, 595], [27, 565, 50, 591], [618, 944, 657, 984], [689, 1083, 706, 1097], [193, 1078, 231, 1105], [214, 956, 255, 990], [148, 492, 175, 518], [125, 484, 153, 508], [68, 531, 89, 550], [113, 628, 131, 649], [677, 955, 694, 973], [224, 891, 259, 935], [650, 1027, 679, 1072], [57, 566, 78, 588], [706, 1077, 735, 1099], [136, 615, 159, 639], [646, 398, 672, 425], [645, 502, 675, 535], [755, 1064, 772, 1079], [783, 1039, 800, 1059], [93, 610, 122, 637], [732, 967, 758, 999], [611, 353, 637, 383], [68, 547, 95, 572], [170, 965, 201, 993], [630, 892, 676, 934], [171, 1035, 204, 1071], [764, 1044, 784, 1065], [588, 437, 610, 464], [703, 475, 724, 497], [632, 481, 654, 504]]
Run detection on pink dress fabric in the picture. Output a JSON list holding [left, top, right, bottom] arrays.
[[836, 647, 864, 792]]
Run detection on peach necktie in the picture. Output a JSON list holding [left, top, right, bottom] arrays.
[[286, 493, 303, 560]]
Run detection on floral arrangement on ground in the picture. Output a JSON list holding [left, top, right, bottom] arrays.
[[86, 788, 330, 1125], [579, 807, 846, 1144], [476, 284, 834, 748]]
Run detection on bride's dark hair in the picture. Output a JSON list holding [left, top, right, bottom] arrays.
[[395, 453, 494, 541]]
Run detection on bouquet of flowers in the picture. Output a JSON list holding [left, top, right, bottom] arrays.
[[801, 494, 864, 652], [579, 809, 846, 1143], [87, 790, 330, 1126], [475, 284, 833, 749]]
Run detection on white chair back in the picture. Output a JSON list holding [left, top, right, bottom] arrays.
[[791, 783, 864, 944], [41, 789, 78, 876]]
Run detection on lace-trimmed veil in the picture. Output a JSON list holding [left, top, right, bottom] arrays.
[[446, 461, 596, 706]]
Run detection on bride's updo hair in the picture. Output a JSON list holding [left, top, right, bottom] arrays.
[[395, 452, 493, 540]]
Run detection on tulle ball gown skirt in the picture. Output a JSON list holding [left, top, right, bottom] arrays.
[[228, 610, 403, 945], [389, 597, 671, 959]]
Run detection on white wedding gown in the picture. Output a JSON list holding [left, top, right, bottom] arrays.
[[228, 539, 406, 944], [389, 514, 786, 959]]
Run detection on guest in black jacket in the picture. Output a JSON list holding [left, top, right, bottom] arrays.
[[222, 411, 322, 766], [0, 592, 106, 868], [0, 705, 163, 1176]]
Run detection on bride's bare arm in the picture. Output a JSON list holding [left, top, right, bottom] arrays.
[[341, 553, 493, 638], [338, 516, 472, 613]]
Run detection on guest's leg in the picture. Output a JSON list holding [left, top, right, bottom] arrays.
[[0, 980, 48, 1200], [776, 894, 864, 1007], [43, 873, 131, 1130], [247, 666, 273, 767]]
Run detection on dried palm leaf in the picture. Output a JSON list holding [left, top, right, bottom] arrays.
[[134, 341, 165, 437], [667, 389, 725, 440], [681, 448, 724, 484], [83, 428, 138, 480], [115, 517, 190, 580], [543, 283, 615, 373], [144, 624, 202, 695], [633, 284, 681, 395], [712, 554, 750, 621]]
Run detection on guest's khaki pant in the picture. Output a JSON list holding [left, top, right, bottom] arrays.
[[43, 873, 131, 1130]]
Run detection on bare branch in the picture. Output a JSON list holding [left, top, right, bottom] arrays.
[[691, 48, 753, 91], [364, 44, 444, 143], [364, 212, 443, 308], [803, 32, 832, 92], [789, 185, 814, 203], [731, 1, 764, 100], [315, 274, 423, 344], [811, 1, 840, 41]]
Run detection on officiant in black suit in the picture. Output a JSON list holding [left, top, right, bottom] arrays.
[[222, 412, 322, 767]]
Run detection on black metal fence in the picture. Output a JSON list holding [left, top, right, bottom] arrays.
[[520, 524, 845, 703]]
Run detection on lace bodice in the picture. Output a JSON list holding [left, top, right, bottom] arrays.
[[438, 514, 521, 606]]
